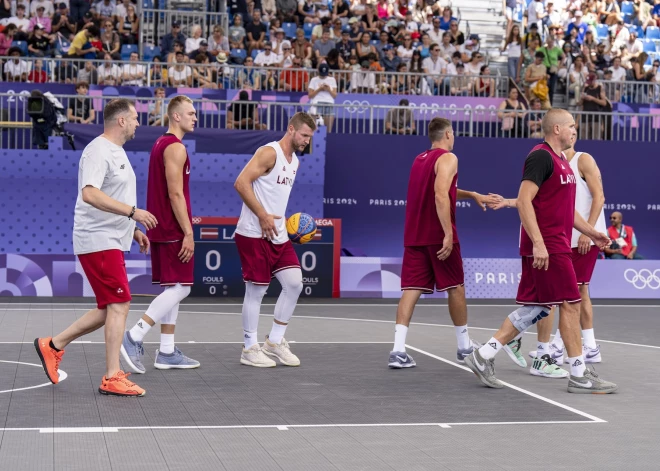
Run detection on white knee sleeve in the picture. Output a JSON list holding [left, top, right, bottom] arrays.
[[273, 268, 303, 324], [508, 306, 550, 333], [145, 283, 191, 325], [242, 282, 268, 332]]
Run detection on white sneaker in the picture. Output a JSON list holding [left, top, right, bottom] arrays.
[[529, 343, 564, 365], [240, 344, 276, 367], [262, 336, 300, 366], [583, 344, 602, 363]]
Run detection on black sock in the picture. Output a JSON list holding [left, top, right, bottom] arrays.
[[49, 339, 62, 352]]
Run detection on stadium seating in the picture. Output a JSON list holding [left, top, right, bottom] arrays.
[[283, 22, 297, 40], [142, 45, 161, 62], [11, 40, 28, 55], [120, 44, 138, 61]]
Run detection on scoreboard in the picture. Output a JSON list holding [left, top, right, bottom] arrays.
[[191, 217, 341, 298]]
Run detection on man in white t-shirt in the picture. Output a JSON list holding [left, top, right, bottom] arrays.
[[609, 57, 626, 82], [34, 99, 158, 397], [307, 62, 337, 131], [168, 51, 193, 87], [122, 51, 146, 86], [527, 0, 546, 27], [254, 41, 280, 66], [422, 44, 448, 94], [4, 4, 30, 35], [4, 48, 29, 82]]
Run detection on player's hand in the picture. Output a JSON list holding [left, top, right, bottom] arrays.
[[472, 192, 494, 211], [133, 209, 158, 230], [590, 232, 611, 250], [260, 214, 282, 241], [133, 229, 150, 254], [577, 234, 591, 255], [437, 235, 453, 261], [484, 193, 506, 210], [532, 243, 549, 271], [178, 233, 195, 263]]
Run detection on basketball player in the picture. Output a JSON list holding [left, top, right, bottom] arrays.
[[487, 138, 606, 377], [463, 109, 617, 394], [34, 99, 157, 396], [388, 117, 500, 369], [233, 112, 316, 367], [489, 137, 607, 377], [121, 96, 200, 373]]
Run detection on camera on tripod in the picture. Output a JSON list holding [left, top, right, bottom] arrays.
[[27, 91, 76, 150]]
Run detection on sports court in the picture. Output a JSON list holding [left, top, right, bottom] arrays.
[[0, 298, 657, 470]]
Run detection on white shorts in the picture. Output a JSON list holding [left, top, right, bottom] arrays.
[[505, 7, 515, 20]]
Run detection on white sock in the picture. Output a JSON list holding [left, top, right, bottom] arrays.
[[582, 328, 596, 349], [268, 322, 287, 344], [243, 331, 258, 349], [454, 325, 470, 350], [160, 334, 175, 354], [536, 342, 549, 358], [393, 324, 408, 352], [568, 355, 586, 377], [129, 319, 151, 342], [552, 328, 564, 348], [479, 337, 503, 360]]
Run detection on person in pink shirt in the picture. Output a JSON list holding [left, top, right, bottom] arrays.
[[0, 23, 17, 55], [29, 6, 52, 33]]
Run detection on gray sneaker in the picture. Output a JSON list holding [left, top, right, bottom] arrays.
[[154, 347, 200, 370], [464, 348, 504, 389], [456, 339, 481, 363], [388, 351, 416, 368], [120, 331, 145, 374], [567, 367, 617, 394]]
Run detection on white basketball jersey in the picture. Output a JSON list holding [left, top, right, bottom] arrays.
[[235, 141, 299, 245], [569, 152, 606, 248]]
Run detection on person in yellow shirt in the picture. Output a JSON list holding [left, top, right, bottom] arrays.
[[68, 25, 100, 58]]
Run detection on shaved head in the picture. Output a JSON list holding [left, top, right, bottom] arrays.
[[541, 108, 572, 136], [541, 108, 576, 152]]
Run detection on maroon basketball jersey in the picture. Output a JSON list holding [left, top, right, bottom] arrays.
[[519, 142, 576, 256], [146, 133, 192, 242], [404, 148, 458, 247]]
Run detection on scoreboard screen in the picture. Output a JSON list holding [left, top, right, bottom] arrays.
[[191, 217, 341, 298]]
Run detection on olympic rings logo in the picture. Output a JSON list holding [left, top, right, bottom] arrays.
[[192, 217, 202, 224], [623, 269, 660, 290], [341, 100, 371, 114]]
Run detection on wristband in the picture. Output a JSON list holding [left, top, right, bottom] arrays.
[[128, 206, 136, 219]]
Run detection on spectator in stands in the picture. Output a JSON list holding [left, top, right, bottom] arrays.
[[246, 9, 267, 54], [474, 65, 496, 97], [185, 25, 204, 54], [161, 20, 187, 61], [567, 10, 588, 44], [189, 39, 213, 62], [601, 68, 618, 100], [76, 11, 95, 37], [52, 3, 77, 41], [279, 57, 309, 91], [293, 28, 313, 68], [314, 29, 336, 62], [330, 17, 344, 39], [464, 51, 484, 76], [355, 32, 375, 63], [278, 0, 298, 23], [117, 3, 139, 45], [522, 22, 540, 48], [28, 58, 48, 83], [168, 50, 192, 87], [589, 42, 610, 73], [113, 0, 131, 23], [599, 0, 620, 26], [347, 16, 362, 42], [3, 47, 28, 82], [311, 17, 330, 41], [99, 19, 120, 60], [415, 32, 430, 59], [519, 36, 539, 83], [279, 40, 295, 68], [261, 0, 277, 22], [503, 0, 519, 39], [227, 90, 266, 129], [68, 25, 100, 58], [459, 40, 479, 65], [611, 16, 630, 49], [503, 24, 522, 82], [622, 30, 644, 63], [308, 62, 337, 130], [397, 32, 415, 65], [422, 43, 447, 94], [527, 97, 544, 138], [166, 41, 184, 66], [539, 35, 563, 104], [579, 72, 607, 140], [568, 54, 587, 102], [350, 59, 376, 93], [77, 59, 98, 84], [449, 62, 471, 95], [254, 40, 280, 66], [333, 0, 350, 21], [525, 51, 548, 101], [336, 27, 355, 62], [122, 50, 146, 86], [446, 50, 461, 74], [437, 31, 456, 62], [67, 81, 95, 124], [237, 56, 261, 89], [498, 87, 526, 137], [385, 98, 415, 134], [298, 0, 319, 24], [545, 1, 561, 28], [29, 5, 52, 33], [605, 212, 644, 259], [31, 0, 55, 18], [390, 62, 411, 94], [55, 59, 77, 83], [192, 54, 217, 89], [447, 19, 464, 46], [28, 25, 55, 57], [364, 5, 384, 37], [0, 23, 16, 56], [97, 51, 121, 85], [6, 5, 29, 41], [439, 6, 456, 30], [228, 15, 246, 51], [382, 44, 401, 71], [582, 29, 598, 57], [150, 56, 168, 87], [95, 0, 115, 23], [208, 25, 229, 58], [527, 0, 546, 32]]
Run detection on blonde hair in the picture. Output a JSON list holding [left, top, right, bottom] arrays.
[[167, 95, 194, 117]]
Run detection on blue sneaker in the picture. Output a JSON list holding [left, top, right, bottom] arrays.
[[120, 331, 145, 374], [154, 347, 200, 370], [388, 351, 416, 368]]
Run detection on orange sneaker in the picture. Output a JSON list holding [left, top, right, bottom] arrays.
[[34, 337, 64, 384], [99, 371, 146, 397]]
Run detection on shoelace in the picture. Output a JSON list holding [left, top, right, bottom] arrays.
[[541, 354, 558, 366], [110, 371, 137, 388], [52, 350, 63, 372], [136, 342, 144, 357]]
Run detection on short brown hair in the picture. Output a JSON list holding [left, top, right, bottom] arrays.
[[104, 98, 135, 123], [76, 81, 89, 90], [167, 95, 194, 117], [428, 117, 452, 143], [289, 112, 316, 131]]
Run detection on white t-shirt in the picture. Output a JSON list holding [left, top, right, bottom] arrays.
[[4, 60, 29, 79], [255, 51, 281, 66], [308, 76, 337, 104], [98, 64, 121, 83], [397, 45, 414, 64], [185, 37, 204, 54], [610, 66, 626, 82], [73, 136, 136, 255], [422, 56, 447, 74], [168, 65, 192, 83], [121, 63, 145, 86], [4, 16, 30, 31], [527, 1, 545, 25], [31, 0, 55, 17], [428, 28, 443, 45]]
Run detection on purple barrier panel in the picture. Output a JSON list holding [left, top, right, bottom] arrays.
[[340, 257, 660, 299]]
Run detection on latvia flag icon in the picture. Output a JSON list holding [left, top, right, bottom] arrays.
[[200, 227, 219, 240], [313, 230, 322, 240]]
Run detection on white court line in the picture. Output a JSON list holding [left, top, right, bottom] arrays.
[[0, 360, 68, 394], [1, 302, 659, 308], [405, 345, 606, 424]]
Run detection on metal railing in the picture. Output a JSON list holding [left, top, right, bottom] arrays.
[[3, 94, 660, 148], [0, 56, 509, 97], [564, 78, 660, 106]]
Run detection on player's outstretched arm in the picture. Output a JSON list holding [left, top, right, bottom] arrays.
[[487, 195, 516, 210], [576, 152, 606, 254], [434, 153, 458, 260], [164, 142, 194, 263], [234, 146, 281, 240], [457, 189, 502, 210]]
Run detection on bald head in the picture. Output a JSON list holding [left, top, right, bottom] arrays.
[[541, 108, 576, 152], [541, 108, 572, 136]]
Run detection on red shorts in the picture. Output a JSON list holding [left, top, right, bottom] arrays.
[[234, 233, 301, 285], [151, 241, 195, 286], [401, 243, 465, 293], [78, 249, 131, 309], [516, 253, 581, 308], [571, 246, 599, 285]]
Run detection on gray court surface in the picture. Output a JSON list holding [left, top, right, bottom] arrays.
[[0, 298, 658, 471]]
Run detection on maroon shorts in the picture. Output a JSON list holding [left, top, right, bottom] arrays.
[[234, 233, 301, 285], [78, 249, 131, 309], [401, 243, 465, 293], [151, 241, 195, 286], [571, 246, 599, 285], [516, 253, 581, 308]]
